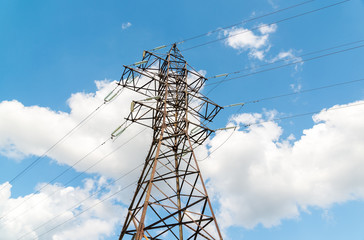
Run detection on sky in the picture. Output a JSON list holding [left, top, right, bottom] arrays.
[[1, 0, 364, 239]]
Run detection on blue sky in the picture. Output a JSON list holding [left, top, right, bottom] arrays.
[[1, 0, 364, 239]]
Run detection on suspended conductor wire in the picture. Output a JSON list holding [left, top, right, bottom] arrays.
[[206, 74, 229, 95], [27, 108, 364, 237], [0, 103, 104, 193], [172, 0, 314, 46], [198, 128, 237, 162], [243, 101, 364, 128], [17, 163, 144, 240], [0, 84, 124, 193], [222, 77, 364, 108], [0, 137, 112, 222], [18, 102, 364, 237], [1, 117, 133, 223], [31, 160, 178, 240], [31, 180, 139, 240], [147, 0, 314, 53], [181, 0, 350, 52], [207, 38, 364, 82], [205, 44, 364, 88], [22, 140, 159, 240], [4, 128, 147, 227], [199, 101, 364, 162]]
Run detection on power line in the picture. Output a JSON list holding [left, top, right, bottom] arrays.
[[206, 44, 364, 88], [173, 0, 314, 46], [208, 38, 364, 80], [199, 101, 364, 162], [17, 163, 144, 240], [3, 128, 147, 227], [241, 101, 364, 128], [31, 180, 139, 240], [19, 100, 364, 238], [0, 137, 111, 222], [1, 120, 136, 224], [222, 77, 364, 107], [0, 103, 104, 193], [21, 152, 175, 240], [181, 0, 350, 52], [198, 128, 237, 162], [0, 84, 124, 194]]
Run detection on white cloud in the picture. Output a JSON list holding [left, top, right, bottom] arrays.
[[249, 49, 265, 61], [268, 0, 278, 9], [259, 24, 277, 34], [223, 24, 277, 60], [0, 179, 125, 239], [269, 49, 304, 92], [2, 78, 364, 234], [290, 82, 302, 92], [121, 22, 132, 30], [270, 50, 296, 63], [200, 100, 364, 230], [0, 80, 151, 180]]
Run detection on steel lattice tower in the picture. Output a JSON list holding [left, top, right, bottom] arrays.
[[118, 44, 223, 240]]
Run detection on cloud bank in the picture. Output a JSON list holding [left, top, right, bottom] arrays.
[[223, 24, 277, 60], [1, 81, 364, 235], [0, 178, 125, 240], [201, 101, 364, 229], [0, 80, 151, 180]]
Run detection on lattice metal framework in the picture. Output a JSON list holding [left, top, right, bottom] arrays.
[[118, 44, 223, 240]]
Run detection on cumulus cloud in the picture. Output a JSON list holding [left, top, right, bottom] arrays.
[[223, 24, 277, 60], [0, 80, 151, 180], [223, 22, 304, 91], [121, 22, 132, 30], [268, 49, 304, 92], [2, 79, 364, 235], [268, 0, 278, 9], [200, 100, 364, 230], [0, 179, 125, 239]]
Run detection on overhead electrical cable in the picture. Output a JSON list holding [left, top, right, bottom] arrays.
[[147, 0, 315, 52], [208, 38, 364, 80], [173, 0, 314, 45], [242, 101, 364, 127], [198, 128, 237, 162], [0, 103, 103, 191], [0, 118, 136, 223], [28, 158, 199, 239], [0, 138, 111, 222], [17, 101, 364, 238], [0, 84, 124, 193], [3, 128, 147, 227], [181, 0, 350, 52], [199, 101, 364, 162], [222, 77, 364, 108], [17, 177, 144, 240], [1, 0, 357, 234], [205, 44, 364, 89]]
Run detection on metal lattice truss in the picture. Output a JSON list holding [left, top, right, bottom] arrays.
[[118, 45, 223, 240]]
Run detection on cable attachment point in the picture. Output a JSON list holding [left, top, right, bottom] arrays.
[[130, 96, 161, 112], [215, 126, 237, 131], [210, 73, 229, 79], [150, 45, 167, 51], [132, 60, 148, 66], [142, 96, 161, 101], [223, 102, 245, 108], [190, 126, 200, 134], [104, 88, 123, 103], [111, 123, 128, 140]]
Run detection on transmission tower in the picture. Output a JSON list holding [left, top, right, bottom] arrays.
[[118, 44, 223, 240]]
